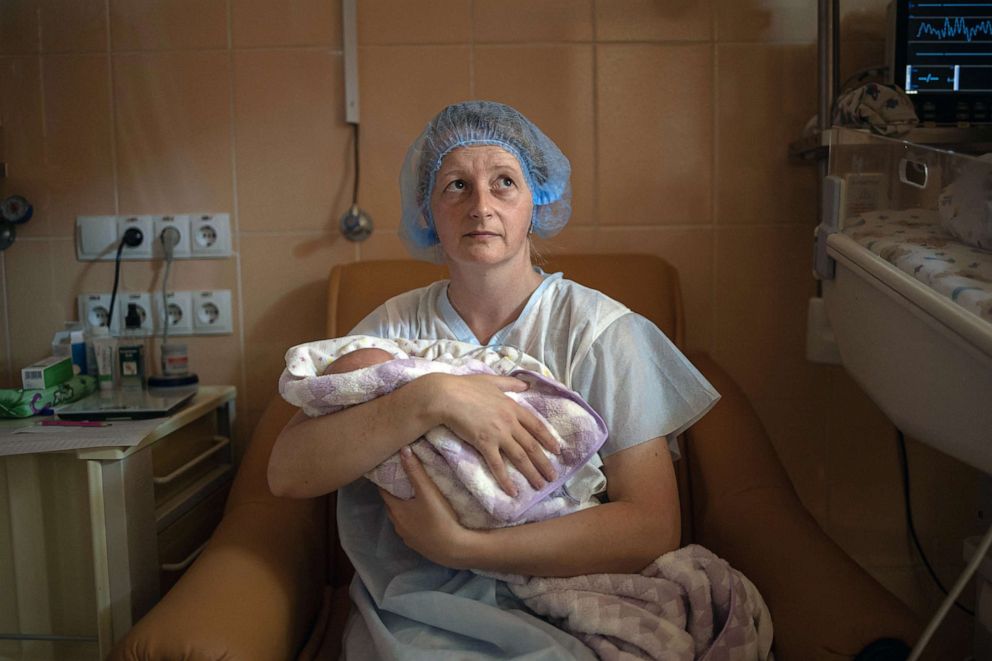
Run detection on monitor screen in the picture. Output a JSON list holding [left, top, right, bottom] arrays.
[[894, 0, 992, 123]]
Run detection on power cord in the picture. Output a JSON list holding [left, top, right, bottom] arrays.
[[107, 228, 144, 327], [159, 226, 180, 366], [897, 429, 975, 617]]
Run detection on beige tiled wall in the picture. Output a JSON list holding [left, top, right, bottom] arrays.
[[0, 0, 983, 635]]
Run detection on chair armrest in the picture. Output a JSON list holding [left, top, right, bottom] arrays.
[[110, 499, 326, 661], [685, 352, 923, 660]]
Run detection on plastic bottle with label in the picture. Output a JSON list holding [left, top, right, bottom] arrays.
[[118, 304, 146, 390]]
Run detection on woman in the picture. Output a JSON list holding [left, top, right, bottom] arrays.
[[268, 101, 720, 659]]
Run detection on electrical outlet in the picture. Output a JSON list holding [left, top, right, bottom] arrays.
[[118, 292, 154, 336], [78, 293, 119, 335], [191, 290, 232, 334], [153, 214, 191, 259], [116, 215, 154, 259], [190, 213, 232, 258], [155, 291, 193, 336], [76, 216, 119, 261]]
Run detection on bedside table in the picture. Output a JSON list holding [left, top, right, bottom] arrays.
[[0, 385, 236, 660]]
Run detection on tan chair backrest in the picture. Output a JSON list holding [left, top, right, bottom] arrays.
[[326, 254, 684, 347]]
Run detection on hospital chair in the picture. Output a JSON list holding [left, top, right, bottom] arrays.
[[111, 254, 924, 660]]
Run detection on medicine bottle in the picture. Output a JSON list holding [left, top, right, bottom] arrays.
[[118, 303, 146, 390]]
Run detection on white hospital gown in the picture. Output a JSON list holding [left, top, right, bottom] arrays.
[[338, 270, 720, 660]]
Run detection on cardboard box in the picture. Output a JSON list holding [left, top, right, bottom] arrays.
[[21, 355, 73, 390]]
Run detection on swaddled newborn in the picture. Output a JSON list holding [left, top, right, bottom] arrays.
[[279, 336, 609, 529]]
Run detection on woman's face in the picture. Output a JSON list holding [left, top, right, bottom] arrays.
[[430, 145, 534, 269]]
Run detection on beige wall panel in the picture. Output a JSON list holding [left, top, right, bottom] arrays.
[[716, 43, 817, 224], [0, 1, 39, 54], [113, 52, 233, 215], [475, 45, 595, 227], [474, 0, 593, 43], [715, 0, 815, 43], [240, 232, 356, 411], [40, 0, 108, 53], [5, 241, 65, 372], [0, 57, 49, 236], [358, 0, 471, 45], [713, 225, 819, 404], [42, 54, 116, 235], [110, 0, 228, 51], [232, 0, 341, 48], [597, 44, 713, 226], [357, 45, 471, 233], [595, 0, 711, 42], [234, 50, 351, 232]]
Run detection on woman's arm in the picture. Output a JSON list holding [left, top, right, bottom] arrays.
[[268, 373, 560, 499], [382, 436, 680, 577]]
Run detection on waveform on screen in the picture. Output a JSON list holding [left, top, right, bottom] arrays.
[[915, 16, 992, 41]]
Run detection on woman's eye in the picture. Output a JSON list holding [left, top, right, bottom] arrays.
[[445, 179, 466, 191], [497, 177, 515, 189]]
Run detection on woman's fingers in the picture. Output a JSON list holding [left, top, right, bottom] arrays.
[[490, 375, 529, 393], [516, 407, 561, 457], [479, 446, 518, 497], [400, 446, 435, 499], [511, 428, 557, 483]]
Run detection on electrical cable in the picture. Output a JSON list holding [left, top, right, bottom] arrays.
[[897, 429, 975, 617], [107, 228, 143, 327], [908, 519, 992, 660], [352, 122, 360, 205]]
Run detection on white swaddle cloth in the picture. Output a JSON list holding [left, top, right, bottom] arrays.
[[279, 336, 609, 529]]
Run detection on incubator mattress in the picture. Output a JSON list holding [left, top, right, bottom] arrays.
[[843, 209, 992, 324]]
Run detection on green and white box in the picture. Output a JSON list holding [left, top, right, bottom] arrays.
[[21, 355, 73, 390]]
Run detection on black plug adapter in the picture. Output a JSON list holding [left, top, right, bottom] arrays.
[[122, 227, 144, 247]]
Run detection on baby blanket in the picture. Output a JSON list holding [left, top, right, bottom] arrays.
[[279, 336, 609, 529], [507, 544, 774, 661]]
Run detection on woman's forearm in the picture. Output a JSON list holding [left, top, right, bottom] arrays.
[[268, 376, 441, 498], [454, 499, 680, 577]]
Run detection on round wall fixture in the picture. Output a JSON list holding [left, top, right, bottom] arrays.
[[0, 221, 14, 251], [1, 195, 33, 224]]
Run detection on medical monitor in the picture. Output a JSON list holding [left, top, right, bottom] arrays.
[[889, 0, 992, 124]]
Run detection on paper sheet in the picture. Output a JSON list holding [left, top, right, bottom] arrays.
[[0, 417, 162, 457]]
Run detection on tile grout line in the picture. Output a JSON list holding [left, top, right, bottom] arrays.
[[709, 32, 719, 356], [468, 0, 476, 96], [591, 0, 599, 237], [105, 0, 120, 219], [1, 252, 11, 382], [225, 0, 251, 424]]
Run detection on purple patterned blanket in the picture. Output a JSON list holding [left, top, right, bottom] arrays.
[[507, 544, 774, 661], [280, 348, 608, 529]]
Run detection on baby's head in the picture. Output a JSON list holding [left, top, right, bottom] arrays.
[[323, 347, 395, 375]]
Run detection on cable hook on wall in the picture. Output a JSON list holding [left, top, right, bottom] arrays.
[[338, 0, 373, 243]]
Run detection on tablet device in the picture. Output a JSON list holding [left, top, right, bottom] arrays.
[[54, 387, 197, 420]]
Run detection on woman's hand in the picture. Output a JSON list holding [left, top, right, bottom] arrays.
[[423, 373, 560, 496], [380, 447, 475, 568]]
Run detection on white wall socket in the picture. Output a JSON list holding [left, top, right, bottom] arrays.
[[76, 216, 119, 260], [190, 213, 232, 258], [153, 214, 192, 259], [76, 213, 231, 261], [117, 215, 154, 259], [191, 290, 233, 334], [118, 292, 154, 336], [156, 291, 193, 336], [78, 293, 119, 335]]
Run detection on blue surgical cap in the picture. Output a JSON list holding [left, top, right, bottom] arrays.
[[399, 100, 572, 262]]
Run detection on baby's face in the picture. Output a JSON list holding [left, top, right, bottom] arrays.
[[324, 347, 395, 375]]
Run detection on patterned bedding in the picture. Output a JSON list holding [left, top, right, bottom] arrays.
[[842, 209, 992, 324]]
